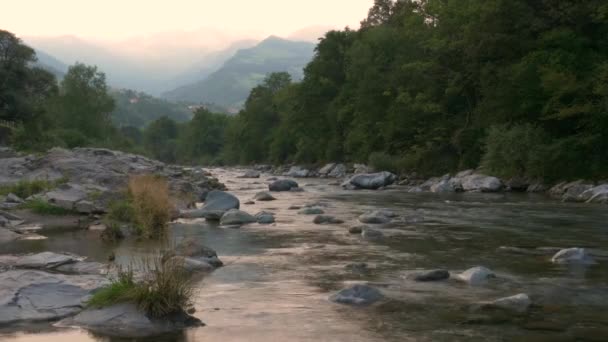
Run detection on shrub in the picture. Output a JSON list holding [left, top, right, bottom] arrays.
[[128, 175, 172, 238], [20, 198, 77, 215], [106, 200, 134, 223], [368, 151, 404, 174], [87, 254, 195, 318]]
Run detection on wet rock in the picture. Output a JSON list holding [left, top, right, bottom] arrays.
[[269, 179, 299, 192], [174, 237, 223, 268], [15, 252, 80, 269], [0, 210, 22, 221], [318, 163, 336, 176], [482, 293, 532, 313], [562, 182, 595, 202], [285, 166, 310, 178], [288, 205, 301, 210], [527, 181, 547, 193], [237, 170, 260, 178], [313, 215, 344, 225], [460, 174, 503, 192], [506, 177, 530, 192], [0, 270, 106, 325], [299, 207, 324, 215], [255, 211, 275, 224], [253, 191, 276, 201], [411, 269, 450, 282], [58, 303, 203, 338], [361, 228, 383, 240], [344, 172, 397, 190], [330, 284, 383, 306], [55, 261, 107, 275], [180, 190, 239, 220], [290, 187, 305, 192], [430, 179, 457, 193], [457, 266, 495, 285], [579, 184, 608, 204], [348, 225, 365, 234], [328, 164, 347, 178], [220, 209, 256, 226], [455, 170, 475, 178], [551, 247, 595, 265], [359, 211, 392, 224], [0, 227, 20, 243]]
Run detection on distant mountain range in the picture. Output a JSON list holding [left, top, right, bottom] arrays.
[[34, 49, 68, 78], [162, 36, 315, 110]]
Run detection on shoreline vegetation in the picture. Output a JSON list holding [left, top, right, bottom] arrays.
[[2, 1, 608, 188]]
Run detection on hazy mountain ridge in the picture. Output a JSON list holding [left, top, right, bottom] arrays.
[[162, 36, 315, 110]]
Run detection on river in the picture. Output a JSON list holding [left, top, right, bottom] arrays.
[[2, 168, 608, 341]]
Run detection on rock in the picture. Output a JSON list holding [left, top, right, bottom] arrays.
[[0, 210, 22, 221], [579, 184, 608, 204], [329, 284, 383, 306], [284, 166, 310, 178], [345, 262, 369, 273], [57, 303, 203, 338], [174, 237, 223, 268], [88, 223, 107, 231], [255, 211, 275, 224], [237, 170, 260, 178], [253, 191, 276, 201], [14, 252, 80, 269], [0, 227, 20, 243], [460, 174, 503, 192], [44, 183, 88, 210], [269, 179, 299, 192], [457, 266, 495, 285], [0, 146, 17, 158], [298, 207, 324, 215], [313, 215, 344, 225], [171, 256, 215, 272], [455, 170, 475, 178], [506, 177, 530, 192], [430, 179, 458, 193], [318, 163, 336, 176], [361, 228, 383, 240], [359, 211, 392, 224], [288, 205, 301, 210], [328, 164, 347, 178], [75, 200, 96, 214], [0, 270, 106, 325], [55, 261, 107, 275], [527, 181, 547, 193], [290, 187, 305, 192], [411, 269, 450, 282], [344, 172, 397, 190], [551, 248, 594, 265], [348, 225, 365, 234], [244, 200, 255, 205], [562, 183, 595, 202], [180, 190, 239, 220], [220, 209, 257, 226], [483, 293, 532, 313], [5, 193, 24, 203]]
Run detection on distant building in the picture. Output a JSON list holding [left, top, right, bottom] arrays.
[[129, 97, 139, 104]]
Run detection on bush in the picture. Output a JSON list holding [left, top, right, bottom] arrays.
[[481, 124, 548, 178], [128, 175, 172, 238], [87, 254, 195, 318], [51, 129, 92, 148], [368, 151, 404, 174], [106, 200, 134, 223], [20, 198, 77, 216]]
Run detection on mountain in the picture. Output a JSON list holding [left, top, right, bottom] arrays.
[[33, 49, 68, 78], [110, 89, 193, 128], [162, 36, 315, 110]]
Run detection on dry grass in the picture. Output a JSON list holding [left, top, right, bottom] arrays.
[[128, 175, 172, 238]]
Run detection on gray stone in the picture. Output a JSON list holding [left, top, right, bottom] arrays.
[[44, 183, 88, 210], [299, 207, 324, 215], [253, 191, 276, 201], [430, 179, 457, 193], [174, 237, 223, 268], [460, 174, 503, 192], [551, 247, 595, 265], [313, 215, 344, 225], [0, 270, 106, 325], [255, 211, 275, 224], [562, 183, 595, 202], [348, 225, 365, 234], [0, 227, 20, 243], [75, 200, 96, 214], [411, 269, 450, 282], [579, 184, 608, 204], [361, 228, 383, 240], [57, 303, 203, 338], [15, 252, 80, 269], [220, 209, 257, 226], [55, 261, 107, 275], [180, 190, 239, 220], [237, 170, 261, 178], [329, 284, 383, 306], [455, 170, 475, 178], [484, 293, 531, 313], [284, 166, 310, 178], [506, 177, 530, 192], [344, 172, 397, 190], [328, 164, 347, 178], [5, 193, 24, 203], [359, 211, 392, 224], [290, 187, 305, 192], [318, 163, 336, 175], [0, 210, 22, 221], [269, 179, 299, 192], [457, 266, 495, 285], [170, 256, 215, 273]]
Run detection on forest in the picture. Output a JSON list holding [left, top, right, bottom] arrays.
[[2, 0, 608, 181]]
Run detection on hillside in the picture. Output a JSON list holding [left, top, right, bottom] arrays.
[[34, 49, 68, 78], [162, 36, 315, 110], [110, 89, 193, 128]]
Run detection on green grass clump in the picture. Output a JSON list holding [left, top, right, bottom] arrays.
[[20, 198, 77, 215], [88, 255, 195, 318], [0, 179, 57, 199], [107, 200, 134, 223]]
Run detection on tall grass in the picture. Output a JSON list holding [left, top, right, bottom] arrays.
[[128, 175, 172, 238], [88, 254, 195, 318], [20, 198, 77, 216], [0, 178, 68, 199]]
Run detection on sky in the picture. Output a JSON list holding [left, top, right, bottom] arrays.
[[2, 0, 374, 40]]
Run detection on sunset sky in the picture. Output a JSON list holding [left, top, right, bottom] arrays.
[[2, 0, 374, 40]]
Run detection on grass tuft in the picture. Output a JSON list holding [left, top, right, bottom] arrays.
[[20, 198, 77, 215], [128, 175, 172, 238], [0, 179, 66, 199]]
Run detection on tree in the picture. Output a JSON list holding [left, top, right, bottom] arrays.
[[143, 117, 179, 162]]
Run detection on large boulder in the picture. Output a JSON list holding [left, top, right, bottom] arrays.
[[562, 183, 595, 202], [180, 190, 239, 220], [579, 184, 608, 204], [44, 183, 88, 210], [551, 248, 594, 265], [344, 172, 397, 190], [220, 209, 257, 226], [284, 166, 310, 178], [0, 270, 106, 325], [269, 179, 299, 192], [318, 163, 337, 176], [329, 284, 383, 306], [328, 164, 347, 178], [460, 174, 503, 192], [456, 266, 495, 285], [57, 303, 203, 338]]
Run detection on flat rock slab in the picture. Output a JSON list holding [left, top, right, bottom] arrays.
[[0, 270, 107, 325], [15, 252, 81, 269], [58, 303, 203, 338], [0, 227, 20, 243]]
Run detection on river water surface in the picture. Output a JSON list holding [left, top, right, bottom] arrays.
[[2, 169, 608, 341]]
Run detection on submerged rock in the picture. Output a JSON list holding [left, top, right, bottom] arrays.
[[237, 170, 261, 178], [253, 191, 276, 201], [255, 211, 275, 224], [220, 209, 257, 226], [269, 179, 299, 192], [361, 228, 384, 240], [551, 248, 595, 265], [359, 211, 392, 224], [344, 172, 397, 190], [411, 269, 450, 282], [174, 237, 223, 268], [457, 266, 495, 285], [298, 207, 324, 215], [348, 225, 365, 234], [0, 270, 106, 325], [180, 190, 239, 220], [313, 215, 344, 225], [330, 284, 383, 306], [58, 303, 203, 338]]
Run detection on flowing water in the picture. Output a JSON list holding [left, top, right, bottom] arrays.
[[2, 168, 608, 341]]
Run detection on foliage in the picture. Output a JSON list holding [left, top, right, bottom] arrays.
[[0, 179, 63, 198], [20, 198, 77, 216], [106, 200, 134, 223], [368, 152, 405, 174], [111, 89, 192, 128], [127, 175, 172, 238], [87, 255, 195, 318]]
